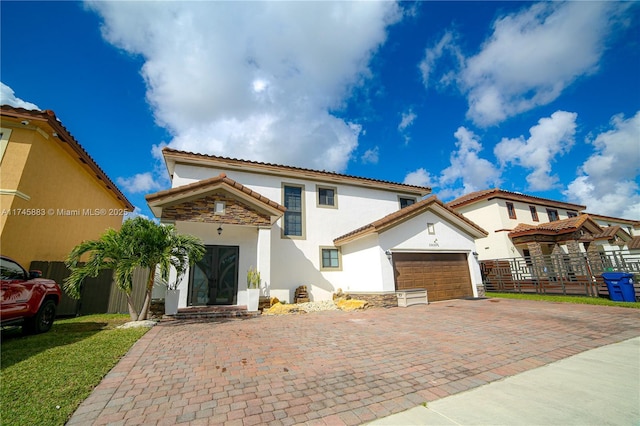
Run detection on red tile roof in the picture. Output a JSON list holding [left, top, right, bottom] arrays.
[[628, 236, 640, 250], [334, 195, 487, 245], [508, 215, 602, 238], [162, 147, 431, 196], [0, 105, 134, 211], [447, 188, 586, 211]]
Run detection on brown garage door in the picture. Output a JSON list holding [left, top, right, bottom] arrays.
[[393, 252, 473, 302]]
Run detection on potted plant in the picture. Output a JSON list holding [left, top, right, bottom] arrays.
[[246, 266, 261, 312], [164, 263, 187, 316]]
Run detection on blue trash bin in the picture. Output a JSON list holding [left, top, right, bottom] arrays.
[[601, 272, 636, 302]]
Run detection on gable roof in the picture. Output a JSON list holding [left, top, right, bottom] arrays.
[[146, 173, 286, 219], [0, 105, 133, 211], [447, 188, 586, 212], [584, 213, 640, 228], [508, 215, 602, 239], [334, 195, 488, 246], [592, 225, 631, 241], [161, 147, 431, 196]]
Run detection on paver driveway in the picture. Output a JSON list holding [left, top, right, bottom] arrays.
[[69, 298, 640, 425]]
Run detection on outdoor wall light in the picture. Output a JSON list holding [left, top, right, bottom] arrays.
[[385, 249, 392, 261], [217, 226, 223, 236]]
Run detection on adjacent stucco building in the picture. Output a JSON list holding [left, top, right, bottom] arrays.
[[0, 106, 133, 266]]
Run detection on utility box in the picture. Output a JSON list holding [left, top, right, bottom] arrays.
[[397, 289, 428, 307]]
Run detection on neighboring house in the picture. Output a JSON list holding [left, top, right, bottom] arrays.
[[146, 148, 487, 308], [447, 189, 640, 261], [447, 189, 587, 261], [0, 106, 134, 267], [587, 213, 640, 253]]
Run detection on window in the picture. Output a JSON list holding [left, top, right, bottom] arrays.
[[214, 201, 225, 215], [317, 185, 337, 208], [547, 209, 559, 222], [506, 202, 517, 219], [0, 257, 26, 280], [320, 247, 341, 270], [427, 222, 436, 235], [399, 197, 416, 209], [283, 184, 304, 237], [529, 206, 539, 221], [567, 211, 578, 218]]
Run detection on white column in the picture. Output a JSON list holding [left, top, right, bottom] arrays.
[[257, 227, 272, 296]]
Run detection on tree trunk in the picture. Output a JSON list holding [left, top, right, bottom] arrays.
[[126, 293, 138, 321], [137, 266, 156, 321]]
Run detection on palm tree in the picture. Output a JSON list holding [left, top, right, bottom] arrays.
[[65, 217, 205, 321]]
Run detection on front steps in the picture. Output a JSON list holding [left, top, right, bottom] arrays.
[[173, 305, 260, 320]]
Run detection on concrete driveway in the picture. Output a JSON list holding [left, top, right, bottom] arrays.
[[68, 298, 640, 425]]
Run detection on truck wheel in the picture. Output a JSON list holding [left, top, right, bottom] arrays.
[[23, 300, 57, 334]]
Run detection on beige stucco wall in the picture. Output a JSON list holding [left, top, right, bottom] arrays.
[[0, 122, 128, 267]]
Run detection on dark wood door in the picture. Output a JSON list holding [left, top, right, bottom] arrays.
[[393, 252, 473, 302]]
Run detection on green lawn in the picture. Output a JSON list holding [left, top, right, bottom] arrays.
[[1, 314, 149, 426], [486, 292, 640, 309]]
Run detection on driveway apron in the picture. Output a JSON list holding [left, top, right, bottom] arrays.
[[68, 299, 640, 425]]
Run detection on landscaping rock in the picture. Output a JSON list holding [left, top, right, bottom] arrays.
[[117, 320, 157, 329], [336, 299, 369, 311]]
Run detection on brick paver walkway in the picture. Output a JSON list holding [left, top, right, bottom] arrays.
[[68, 298, 640, 425]]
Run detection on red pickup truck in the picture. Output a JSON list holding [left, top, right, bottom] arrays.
[[1, 256, 61, 334]]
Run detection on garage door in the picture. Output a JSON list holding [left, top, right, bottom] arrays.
[[393, 252, 473, 302]]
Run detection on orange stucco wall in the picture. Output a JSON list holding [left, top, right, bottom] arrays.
[[0, 121, 129, 267]]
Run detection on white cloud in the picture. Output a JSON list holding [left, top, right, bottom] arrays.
[[494, 111, 577, 191], [0, 82, 40, 110], [403, 168, 434, 187], [361, 146, 379, 165], [398, 109, 416, 131], [419, 30, 463, 89], [88, 1, 402, 172], [564, 111, 640, 218], [439, 127, 501, 194], [117, 172, 164, 194], [397, 108, 417, 145], [421, 2, 630, 126]]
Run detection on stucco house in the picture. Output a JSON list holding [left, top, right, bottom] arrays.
[[145, 148, 488, 308], [447, 188, 639, 261], [0, 106, 134, 267]]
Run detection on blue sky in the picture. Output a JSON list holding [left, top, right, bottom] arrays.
[[2, 1, 639, 219]]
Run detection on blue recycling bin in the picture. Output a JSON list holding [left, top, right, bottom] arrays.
[[601, 272, 636, 302]]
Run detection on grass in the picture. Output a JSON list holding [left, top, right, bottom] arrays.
[[1, 314, 149, 426], [486, 292, 640, 309]]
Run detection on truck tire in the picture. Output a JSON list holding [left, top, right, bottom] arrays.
[[23, 300, 57, 334]]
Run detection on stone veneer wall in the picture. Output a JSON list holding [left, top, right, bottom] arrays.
[[161, 193, 271, 225], [346, 292, 398, 308]]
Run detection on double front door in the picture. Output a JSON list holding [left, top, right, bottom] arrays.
[[189, 245, 239, 306]]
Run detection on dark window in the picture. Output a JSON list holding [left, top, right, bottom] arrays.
[[318, 187, 335, 207], [284, 186, 303, 236], [0, 258, 26, 280], [547, 209, 559, 222], [321, 248, 340, 269], [529, 206, 539, 221], [506, 202, 517, 219], [567, 211, 578, 218], [400, 197, 416, 209]]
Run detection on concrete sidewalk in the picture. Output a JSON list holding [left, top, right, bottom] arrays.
[[370, 337, 640, 425]]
